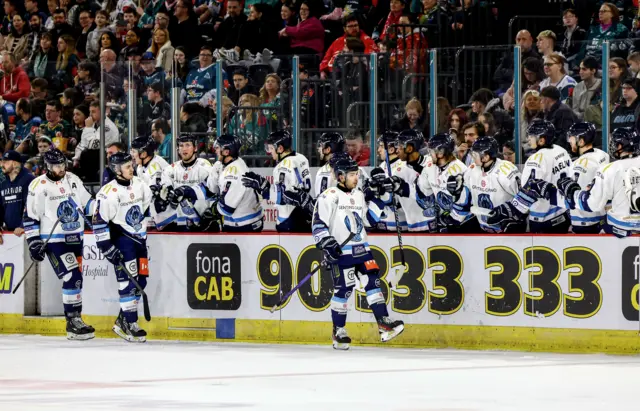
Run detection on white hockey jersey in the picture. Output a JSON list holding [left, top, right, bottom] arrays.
[[93, 176, 152, 241], [216, 157, 263, 228], [453, 159, 521, 232], [24, 172, 94, 244], [519, 145, 572, 223], [270, 152, 311, 225], [314, 163, 369, 196], [375, 158, 408, 231], [416, 158, 467, 222], [566, 148, 609, 227], [137, 155, 169, 186], [156, 158, 212, 228], [205, 160, 224, 196], [571, 156, 640, 233], [312, 185, 385, 265]]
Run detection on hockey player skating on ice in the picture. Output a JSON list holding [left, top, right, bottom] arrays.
[[23, 148, 96, 340], [313, 156, 404, 350], [214, 134, 264, 232], [241, 130, 312, 232], [487, 120, 572, 233], [93, 153, 152, 342], [556, 127, 640, 237]]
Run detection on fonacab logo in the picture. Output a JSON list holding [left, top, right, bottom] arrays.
[[186, 243, 241, 310]]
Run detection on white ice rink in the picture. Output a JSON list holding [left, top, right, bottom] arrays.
[[1, 335, 639, 411]]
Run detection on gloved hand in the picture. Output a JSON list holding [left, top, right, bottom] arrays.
[[173, 186, 198, 204], [383, 176, 410, 197], [486, 202, 525, 227], [159, 185, 173, 201], [27, 238, 47, 262], [317, 236, 342, 264], [525, 178, 554, 200], [242, 171, 270, 198], [366, 167, 387, 197], [167, 188, 180, 209], [446, 174, 464, 201], [557, 177, 580, 207], [283, 187, 314, 210], [102, 245, 124, 266]]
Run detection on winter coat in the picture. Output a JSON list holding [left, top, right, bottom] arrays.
[[86, 26, 112, 61], [1, 30, 30, 62], [284, 17, 325, 54], [571, 78, 602, 119], [153, 41, 175, 74], [543, 100, 578, 143], [320, 31, 377, 73], [561, 26, 587, 70]]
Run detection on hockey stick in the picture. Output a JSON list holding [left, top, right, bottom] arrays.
[[382, 139, 406, 290], [12, 218, 61, 294], [269, 232, 355, 313], [68, 197, 151, 321]]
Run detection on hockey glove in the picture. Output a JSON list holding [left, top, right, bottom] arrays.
[[446, 174, 464, 201], [102, 245, 124, 266], [368, 167, 388, 194], [317, 236, 342, 264], [525, 178, 555, 201], [173, 186, 198, 204], [486, 202, 525, 227], [283, 187, 314, 211], [27, 238, 47, 262], [557, 177, 581, 209], [382, 176, 410, 198], [242, 171, 270, 198], [167, 189, 180, 209], [149, 178, 163, 198]]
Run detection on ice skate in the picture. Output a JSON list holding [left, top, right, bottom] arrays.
[[377, 316, 404, 342], [113, 312, 147, 343], [332, 326, 351, 350], [66, 313, 95, 341]]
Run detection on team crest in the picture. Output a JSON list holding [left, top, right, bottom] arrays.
[[350, 198, 355, 205], [57, 201, 80, 231], [130, 193, 135, 199], [183, 174, 188, 180], [60, 188, 65, 194], [125, 205, 144, 232]]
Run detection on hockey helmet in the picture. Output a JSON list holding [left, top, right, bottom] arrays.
[[329, 151, 350, 169], [131, 136, 156, 156], [43, 148, 66, 166], [567, 122, 596, 146], [177, 133, 198, 146], [398, 129, 425, 152], [332, 156, 359, 180], [471, 136, 500, 160], [317, 132, 345, 153], [610, 127, 640, 159], [427, 132, 455, 156], [215, 134, 242, 158], [527, 119, 555, 147], [109, 152, 133, 173], [266, 130, 292, 150], [378, 130, 400, 149]]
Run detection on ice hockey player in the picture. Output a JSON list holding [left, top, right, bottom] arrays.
[[215, 134, 264, 232], [131, 136, 169, 186], [396, 129, 429, 174], [315, 132, 346, 194], [312, 156, 404, 350], [154, 133, 213, 231], [450, 136, 524, 233], [241, 130, 312, 232], [414, 132, 471, 232], [558, 127, 640, 237], [487, 119, 572, 233], [23, 148, 96, 340], [93, 152, 152, 342]]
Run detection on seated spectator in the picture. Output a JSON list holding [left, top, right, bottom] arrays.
[[99, 49, 125, 101], [572, 56, 602, 119], [279, 1, 324, 55], [148, 28, 174, 73], [478, 112, 496, 137], [122, 6, 142, 32], [391, 97, 428, 134], [243, 0, 279, 16], [73, 100, 120, 168], [151, 118, 172, 162], [8, 98, 41, 153], [52, 35, 79, 94], [61, 88, 81, 123], [493, 30, 541, 95], [99, 31, 121, 56], [183, 45, 227, 106], [228, 93, 267, 155], [320, 14, 377, 79], [139, 0, 165, 29], [180, 102, 208, 136], [86, 10, 112, 61], [1, 14, 30, 62], [44, 0, 57, 31], [578, 2, 630, 62], [153, 10, 172, 31], [170, 0, 200, 58], [536, 30, 561, 60], [611, 78, 640, 131], [119, 26, 142, 61], [102, 142, 126, 185], [377, 0, 405, 41], [460, 121, 485, 166], [140, 82, 170, 134], [49, 8, 74, 45], [468, 88, 494, 122], [68, 0, 101, 28], [209, 95, 235, 135], [390, 14, 427, 75], [502, 140, 516, 164], [30, 136, 52, 175], [434, 97, 452, 134], [213, 0, 247, 53], [237, 4, 279, 58], [228, 68, 258, 105], [38, 99, 71, 151], [26, 12, 44, 62], [280, 2, 297, 29], [0, 52, 30, 124], [346, 130, 370, 166], [629, 51, 640, 79], [168, 46, 189, 86], [540, 85, 577, 144], [29, 77, 49, 118], [28, 31, 57, 79], [561, 8, 587, 72], [259, 73, 283, 129], [539, 53, 577, 105], [76, 10, 96, 59], [609, 57, 629, 109], [139, 52, 167, 95], [71, 103, 89, 142], [446, 108, 468, 133], [502, 57, 545, 112], [74, 60, 99, 103], [25, 0, 48, 25]]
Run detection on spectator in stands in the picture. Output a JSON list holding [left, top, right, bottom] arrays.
[[446, 108, 468, 133], [139, 52, 167, 94], [44, 0, 56, 31], [540, 85, 577, 144], [521, 89, 543, 152], [99, 49, 125, 101], [493, 30, 541, 95], [572, 56, 602, 119], [502, 140, 516, 164], [237, 4, 279, 59], [151, 118, 171, 162], [76, 10, 96, 59], [213, 0, 246, 52], [86, 10, 111, 61], [102, 141, 125, 185], [27, 31, 57, 79], [609, 57, 630, 108], [0, 0, 18, 36], [180, 102, 208, 135], [578, 2, 630, 62], [1, 14, 30, 62], [183, 45, 226, 106], [503, 57, 546, 112], [378, 0, 404, 41], [346, 130, 370, 166], [418, 0, 451, 42], [450, 0, 492, 47], [539, 53, 577, 104], [460, 121, 485, 166], [123, 6, 141, 31], [228, 68, 257, 105], [628, 51, 640, 79], [26, 12, 44, 62], [29, 136, 51, 175], [25, 0, 48, 24], [478, 112, 496, 137], [49, 8, 74, 46], [60, 87, 80, 123], [0, 52, 30, 105], [320, 14, 378, 79], [39, 99, 70, 145], [433, 97, 452, 133], [168, 46, 189, 86], [468, 88, 493, 122], [611, 77, 640, 130], [71, 103, 89, 142], [148, 28, 174, 73], [68, 0, 101, 28], [139, 0, 165, 29], [259, 73, 282, 123], [392, 97, 428, 134], [29, 77, 48, 118], [141, 82, 170, 134], [171, 0, 200, 58], [119, 27, 142, 61], [74, 60, 99, 103], [53, 35, 79, 93], [561, 8, 587, 72], [229, 93, 267, 155], [0, 150, 34, 242], [9, 98, 41, 153], [280, 2, 297, 28], [73, 100, 119, 168], [390, 14, 427, 75], [536, 30, 560, 60], [279, 0, 324, 55], [99, 31, 121, 56]]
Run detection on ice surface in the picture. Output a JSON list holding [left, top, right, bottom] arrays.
[[0, 335, 639, 411]]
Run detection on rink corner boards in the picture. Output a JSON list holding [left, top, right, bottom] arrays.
[[1, 314, 640, 355]]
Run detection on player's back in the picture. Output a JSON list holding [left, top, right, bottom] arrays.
[[523, 145, 571, 222], [218, 157, 263, 226], [602, 157, 640, 231], [570, 148, 609, 224], [315, 163, 334, 196]]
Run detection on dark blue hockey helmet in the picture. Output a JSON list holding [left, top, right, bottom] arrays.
[[398, 129, 425, 151], [131, 135, 156, 156], [43, 148, 66, 166], [108, 152, 133, 173], [177, 133, 198, 146], [471, 136, 500, 160], [378, 130, 400, 148], [317, 132, 345, 153], [266, 129, 292, 150], [610, 127, 640, 159], [567, 122, 596, 146], [329, 151, 350, 169], [427, 132, 455, 156], [215, 134, 242, 158], [332, 156, 359, 180], [527, 119, 555, 147]]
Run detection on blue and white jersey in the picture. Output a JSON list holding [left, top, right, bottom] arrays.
[[270, 152, 311, 226], [23, 172, 94, 244], [416, 157, 467, 222], [314, 162, 368, 196], [137, 155, 169, 186], [216, 157, 263, 228], [183, 63, 227, 105], [565, 148, 609, 228], [539, 74, 577, 104]]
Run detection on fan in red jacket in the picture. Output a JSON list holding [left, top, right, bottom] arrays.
[[0, 54, 30, 103], [319, 15, 378, 78]]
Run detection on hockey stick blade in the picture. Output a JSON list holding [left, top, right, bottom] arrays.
[[119, 263, 152, 321], [269, 232, 355, 313], [470, 206, 493, 217], [12, 218, 61, 294]]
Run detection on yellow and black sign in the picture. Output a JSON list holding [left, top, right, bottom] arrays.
[[187, 243, 241, 310]]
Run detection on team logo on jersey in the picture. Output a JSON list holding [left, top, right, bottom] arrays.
[[344, 212, 364, 242], [436, 191, 453, 211], [184, 173, 189, 180], [125, 205, 144, 232], [481, 180, 486, 188], [350, 198, 355, 205], [60, 188, 65, 194], [57, 201, 80, 231]]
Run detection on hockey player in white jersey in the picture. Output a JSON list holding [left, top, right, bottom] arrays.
[[154, 134, 213, 231], [396, 129, 429, 174], [315, 132, 346, 194], [450, 136, 524, 233], [241, 130, 312, 232], [92, 153, 152, 342], [131, 136, 169, 186], [215, 134, 264, 232], [487, 120, 572, 233], [313, 156, 404, 350], [23, 149, 96, 340], [557, 127, 640, 237]]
